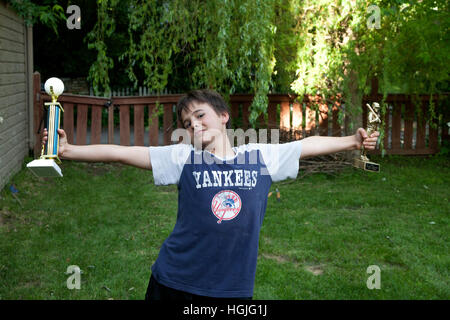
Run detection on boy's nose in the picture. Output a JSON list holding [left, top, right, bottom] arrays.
[[193, 121, 202, 129]]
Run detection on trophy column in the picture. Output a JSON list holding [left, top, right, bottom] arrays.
[[27, 77, 65, 177]]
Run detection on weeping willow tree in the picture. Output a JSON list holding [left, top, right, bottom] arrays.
[[288, 0, 449, 133], [120, 0, 277, 124], [86, 0, 449, 128], [85, 0, 120, 97]]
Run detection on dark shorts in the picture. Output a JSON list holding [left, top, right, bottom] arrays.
[[145, 274, 253, 301]]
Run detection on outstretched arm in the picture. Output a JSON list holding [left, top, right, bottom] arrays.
[[300, 128, 379, 159], [43, 128, 152, 170]]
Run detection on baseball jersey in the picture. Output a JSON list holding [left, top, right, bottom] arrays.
[[148, 140, 302, 297]]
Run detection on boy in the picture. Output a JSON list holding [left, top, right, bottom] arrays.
[[43, 89, 379, 300]]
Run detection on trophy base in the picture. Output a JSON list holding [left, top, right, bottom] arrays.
[[27, 159, 63, 177], [353, 158, 380, 172]]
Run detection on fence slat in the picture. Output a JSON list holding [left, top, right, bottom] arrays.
[[108, 104, 114, 144], [279, 101, 290, 131], [415, 101, 427, 150], [257, 113, 265, 127], [231, 102, 240, 128], [332, 99, 341, 137], [305, 104, 316, 136], [163, 103, 173, 145], [292, 101, 303, 140], [242, 102, 250, 129], [91, 106, 102, 144], [383, 105, 390, 149], [76, 104, 88, 145], [120, 105, 130, 146], [134, 104, 145, 146], [149, 103, 159, 146], [175, 108, 184, 144], [267, 102, 277, 129], [403, 100, 414, 150], [63, 103, 74, 144], [391, 101, 402, 149], [429, 118, 439, 151], [318, 100, 328, 136]]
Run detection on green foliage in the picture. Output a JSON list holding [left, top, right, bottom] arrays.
[[86, 0, 119, 97], [7, 0, 66, 34], [65, 0, 449, 127], [120, 0, 277, 125], [33, 0, 99, 80], [289, 0, 449, 126]]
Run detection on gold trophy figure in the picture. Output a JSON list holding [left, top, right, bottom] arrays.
[[353, 102, 381, 172], [27, 77, 65, 177]]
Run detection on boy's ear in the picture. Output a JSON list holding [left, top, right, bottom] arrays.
[[221, 111, 230, 125]]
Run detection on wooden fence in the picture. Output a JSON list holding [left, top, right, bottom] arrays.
[[33, 73, 449, 157]]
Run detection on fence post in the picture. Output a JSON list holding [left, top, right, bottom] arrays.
[[163, 103, 173, 145], [318, 97, 328, 136], [331, 95, 342, 137], [107, 101, 114, 144], [32, 72, 42, 158]]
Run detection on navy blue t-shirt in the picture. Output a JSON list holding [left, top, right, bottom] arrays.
[[148, 141, 302, 297]]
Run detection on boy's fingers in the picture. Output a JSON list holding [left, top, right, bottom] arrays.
[[58, 129, 67, 138], [362, 131, 368, 139], [358, 128, 368, 139], [364, 142, 377, 148]]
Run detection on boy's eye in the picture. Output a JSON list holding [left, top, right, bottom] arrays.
[[184, 113, 204, 129]]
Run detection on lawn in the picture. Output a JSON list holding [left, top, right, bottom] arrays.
[[0, 154, 448, 299]]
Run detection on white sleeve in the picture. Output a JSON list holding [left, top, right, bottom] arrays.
[[247, 140, 302, 182], [149, 144, 192, 185]]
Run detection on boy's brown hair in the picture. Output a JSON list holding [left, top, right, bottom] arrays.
[[176, 89, 231, 129]]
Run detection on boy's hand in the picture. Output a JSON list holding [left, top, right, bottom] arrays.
[[42, 128, 69, 158], [355, 128, 380, 150]]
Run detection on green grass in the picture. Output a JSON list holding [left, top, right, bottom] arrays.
[[0, 155, 449, 299]]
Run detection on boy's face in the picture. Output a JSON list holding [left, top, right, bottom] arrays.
[[180, 101, 229, 148]]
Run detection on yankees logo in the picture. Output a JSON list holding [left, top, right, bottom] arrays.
[[211, 190, 242, 224]]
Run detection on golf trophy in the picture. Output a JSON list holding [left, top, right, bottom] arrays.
[[353, 102, 381, 172], [27, 77, 64, 177]]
